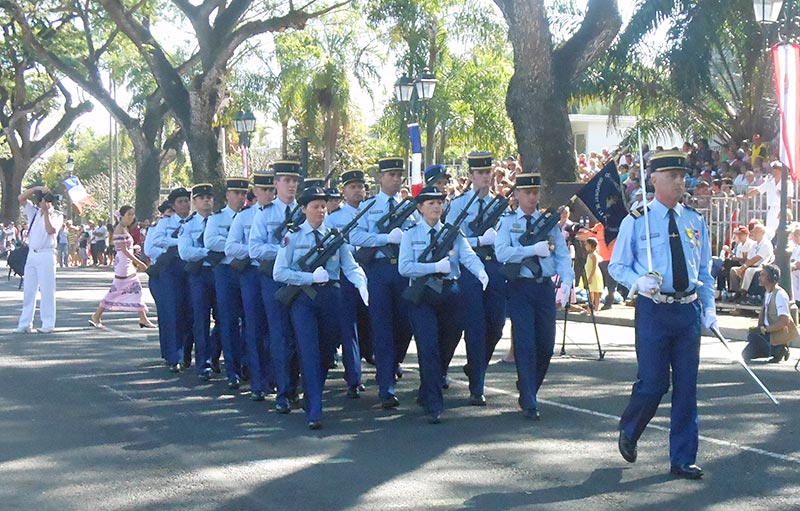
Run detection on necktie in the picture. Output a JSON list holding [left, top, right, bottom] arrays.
[[476, 198, 485, 224], [429, 228, 438, 252], [524, 215, 533, 232], [198, 217, 208, 247], [389, 197, 398, 216], [313, 229, 322, 245], [285, 205, 292, 223], [668, 209, 689, 292]]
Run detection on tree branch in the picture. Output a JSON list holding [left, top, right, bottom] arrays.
[[29, 100, 93, 161], [553, 0, 622, 89]]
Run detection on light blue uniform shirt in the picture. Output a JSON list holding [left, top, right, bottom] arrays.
[[248, 198, 298, 263], [398, 221, 484, 281], [226, 203, 268, 267], [324, 203, 359, 258], [496, 208, 574, 283], [204, 205, 238, 265], [444, 189, 503, 248], [178, 212, 211, 265], [609, 200, 714, 311], [273, 219, 367, 289], [350, 191, 418, 258], [144, 213, 189, 263]]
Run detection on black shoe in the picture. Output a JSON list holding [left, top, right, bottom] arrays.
[[469, 394, 487, 406], [381, 395, 400, 409], [768, 346, 790, 363], [211, 360, 221, 374], [601, 303, 612, 311], [288, 394, 302, 408], [250, 391, 266, 402], [441, 374, 451, 389], [618, 430, 637, 463], [428, 412, 441, 424], [328, 359, 338, 369], [182, 353, 192, 369], [364, 355, 375, 365], [308, 420, 322, 430], [395, 364, 404, 380], [275, 402, 291, 414], [346, 386, 361, 399], [523, 408, 540, 421], [198, 368, 212, 381], [357, 383, 366, 392], [169, 363, 181, 374], [228, 377, 241, 390], [670, 463, 703, 479]]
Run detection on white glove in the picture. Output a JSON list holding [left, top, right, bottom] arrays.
[[434, 258, 451, 274], [559, 282, 571, 307], [359, 286, 369, 306], [312, 266, 330, 284], [477, 228, 497, 247], [702, 310, 718, 331], [532, 240, 551, 258], [386, 227, 403, 244], [632, 274, 660, 296], [477, 270, 490, 291]]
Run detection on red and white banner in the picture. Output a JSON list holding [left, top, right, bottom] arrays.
[[772, 43, 800, 181], [408, 122, 423, 196]]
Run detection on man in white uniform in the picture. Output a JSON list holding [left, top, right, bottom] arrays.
[[14, 186, 64, 334], [739, 161, 794, 240]]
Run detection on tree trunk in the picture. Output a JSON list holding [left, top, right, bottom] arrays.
[[0, 158, 26, 223], [281, 120, 289, 158]]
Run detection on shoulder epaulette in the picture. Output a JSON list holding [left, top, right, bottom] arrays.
[[212, 209, 224, 215], [629, 206, 649, 219], [262, 202, 274, 209], [682, 203, 698, 214], [185, 212, 197, 221], [287, 224, 302, 233], [240, 205, 251, 212], [453, 192, 469, 201]]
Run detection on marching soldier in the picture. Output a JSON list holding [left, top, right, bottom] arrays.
[[225, 171, 276, 401], [425, 164, 452, 218], [178, 184, 219, 380], [274, 187, 369, 429], [249, 161, 303, 413], [144, 187, 193, 372], [325, 171, 369, 397], [609, 150, 716, 480], [205, 178, 248, 389], [350, 157, 418, 409], [445, 152, 508, 404], [399, 186, 488, 423], [495, 173, 573, 420]]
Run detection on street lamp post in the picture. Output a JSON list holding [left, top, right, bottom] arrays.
[[394, 67, 438, 164], [754, 0, 794, 295], [233, 110, 256, 178]]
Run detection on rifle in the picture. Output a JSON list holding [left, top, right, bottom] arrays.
[[145, 245, 177, 277], [467, 185, 516, 236], [257, 258, 276, 276], [272, 204, 305, 241], [354, 197, 416, 265], [275, 202, 375, 306], [402, 192, 480, 305], [501, 208, 561, 282], [229, 256, 252, 272]]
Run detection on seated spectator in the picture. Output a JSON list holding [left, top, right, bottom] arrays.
[[716, 225, 755, 297], [729, 224, 773, 302], [742, 263, 796, 363]]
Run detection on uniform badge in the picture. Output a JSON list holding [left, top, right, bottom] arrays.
[[686, 228, 694, 240], [281, 236, 290, 248]]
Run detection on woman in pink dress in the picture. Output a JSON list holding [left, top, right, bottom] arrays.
[[89, 206, 155, 328]]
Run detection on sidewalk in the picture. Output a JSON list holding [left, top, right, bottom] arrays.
[[564, 301, 757, 341]]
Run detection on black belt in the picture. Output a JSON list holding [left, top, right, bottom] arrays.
[[661, 288, 696, 299], [312, 280, 340, 287]]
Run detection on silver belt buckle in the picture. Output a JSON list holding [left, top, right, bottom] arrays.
[[666, 296, 675, 304]]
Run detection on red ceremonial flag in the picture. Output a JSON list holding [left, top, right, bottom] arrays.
[[772, 43, 800, 181]]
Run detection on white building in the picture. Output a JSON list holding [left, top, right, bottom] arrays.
[[569, 114, 684, 156]]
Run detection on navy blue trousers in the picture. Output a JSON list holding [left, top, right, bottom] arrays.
[[151, 261, 192, 365], [621, 298, 701, 466], [260, 274, 299, 407], [214, 263, 244, 382], [290, 285, 340, 421], [188, 266, 219, 375], [408, 284, 463, 415], [365, 260, 413, 400], [458, 258, 507, 395], [239, 266, 271, 393], [507, 279, 555, 411], [338, 276, 363, 387]]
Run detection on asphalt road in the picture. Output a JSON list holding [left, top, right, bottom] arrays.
[[0, 267, 798, 511]]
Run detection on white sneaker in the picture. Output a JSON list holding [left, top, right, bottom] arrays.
[[36, 327, 54, 334], [12, 326, 31, 333]]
